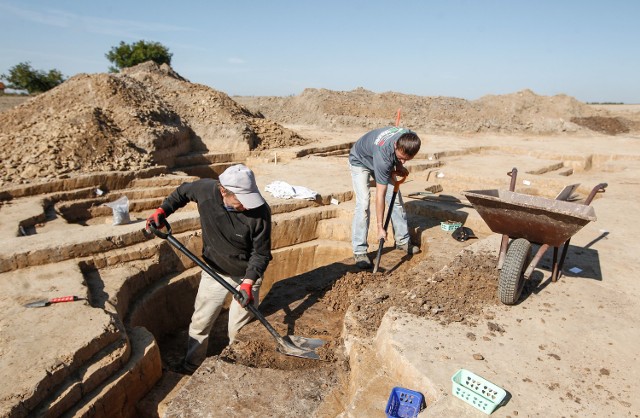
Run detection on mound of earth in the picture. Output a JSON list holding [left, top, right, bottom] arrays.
[[570, 116, 630, 135], [322, 249, 500, 336], [214, 249, 500, 371], [0, 62, 308, 188], [121, 62, 309, 153], [235, 87, 634, 135], [3, 63, 636, 189], [0, 72, 189, 186]]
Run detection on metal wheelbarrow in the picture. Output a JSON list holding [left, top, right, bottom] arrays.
[[462, 168, 607, 305]]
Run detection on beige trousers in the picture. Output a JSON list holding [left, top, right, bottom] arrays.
[[183, 269, 261, 371]]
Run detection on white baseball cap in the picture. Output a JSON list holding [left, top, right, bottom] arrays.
[[218, 164, 266, 209]]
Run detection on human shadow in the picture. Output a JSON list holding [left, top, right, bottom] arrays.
[[370, 246, 413, 275], [406, 193, 474, 209], [258, 260, 361, 336], [405, 197, 471, 229]]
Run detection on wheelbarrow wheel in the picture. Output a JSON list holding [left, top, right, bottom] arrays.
[[499, 238, 532, 305]]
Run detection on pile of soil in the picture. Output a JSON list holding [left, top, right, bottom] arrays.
[[0, 73, 187, 186], [322, 249, 500, 336], [570, 116, 630, 135], [217, 249, 500, 369], [121, 62, 309, 153], [235, 88, 633, 135], [0, 95, 28, 113], [3, 64, 636, 188], [0, 62, 308, 188]]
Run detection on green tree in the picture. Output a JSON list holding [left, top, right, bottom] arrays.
[[105, 40, 172, 72], [1, 62, 66, 94]]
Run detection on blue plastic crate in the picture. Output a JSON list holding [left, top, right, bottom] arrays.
[[385, 386, 425, 418]]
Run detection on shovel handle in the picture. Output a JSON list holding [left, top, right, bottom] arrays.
[[372, 237, 385, 274], [373, 179, 403, 273], [156, 219, 308, 352], [147, 219, 172, 239], [393, 175, 406, 193], [49, 296, 80, 304]]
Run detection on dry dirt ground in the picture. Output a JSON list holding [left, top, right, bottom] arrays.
[[1, 64, 640, 417]]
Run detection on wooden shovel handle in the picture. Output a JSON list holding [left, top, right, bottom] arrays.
[[393, 175, 407, 192]]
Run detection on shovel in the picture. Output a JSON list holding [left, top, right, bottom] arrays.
[[373, 175, 406, 274], [146, 220, 324, 360], [24, 295, 84, 308]]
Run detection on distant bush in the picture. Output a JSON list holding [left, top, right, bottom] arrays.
[[105, 40, 172, 72], [587, 102, 625, 105], [1, 62, 65, 94]]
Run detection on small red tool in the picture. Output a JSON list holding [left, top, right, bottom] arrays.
[[24, 295, 84, 308]]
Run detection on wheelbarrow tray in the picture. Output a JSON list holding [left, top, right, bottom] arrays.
[[462, 189, 597, 247]]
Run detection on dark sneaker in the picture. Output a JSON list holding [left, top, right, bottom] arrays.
[[354, 253, 372, 269], [177, 361, 196, 375], [396, 242, 421, 255]]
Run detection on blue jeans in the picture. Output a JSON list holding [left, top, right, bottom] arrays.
[[349, 163, 410, 255]]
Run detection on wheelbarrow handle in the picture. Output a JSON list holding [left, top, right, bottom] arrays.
[[584, 183, 608, 205], [507, 168, 518, 191]]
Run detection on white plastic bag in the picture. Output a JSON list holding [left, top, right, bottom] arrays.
[[104, 196, 131, 225]]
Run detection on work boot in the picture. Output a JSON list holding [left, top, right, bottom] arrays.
[[178, 360, 196, 375], [396, 242, 421, 255], [354, 253, 372, 269]]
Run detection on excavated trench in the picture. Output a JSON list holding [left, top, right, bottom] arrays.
[[1, 143, 612, 417], [126, 209, 419, 416], [90, 207, 373, 417]]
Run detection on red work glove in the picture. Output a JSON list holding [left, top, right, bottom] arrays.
[[235, 281, 254, 308], [145, 208, 166, 232]]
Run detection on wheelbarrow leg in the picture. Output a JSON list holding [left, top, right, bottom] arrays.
[[553, 238, 572, 281], [498, 234, 509, 270], [524, 244, 549, 279], [551, 246, 560, 282]]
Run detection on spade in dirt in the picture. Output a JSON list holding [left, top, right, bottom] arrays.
[[373, 176, 405, 274]]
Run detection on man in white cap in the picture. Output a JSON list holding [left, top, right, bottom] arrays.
[[146, 164, 271, 373]]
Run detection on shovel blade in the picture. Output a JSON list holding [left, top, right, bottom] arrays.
[[24, 300, 49, 308], [372, 238, 385, 274], [275, 335, 325, 360], [286, 335, 325, 350]]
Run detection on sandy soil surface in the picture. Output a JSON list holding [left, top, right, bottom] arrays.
[[1, 63, 640, 417]]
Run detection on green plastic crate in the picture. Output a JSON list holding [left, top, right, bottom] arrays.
[[440, 221, 462, 232], [451, 369, 506, 414]]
